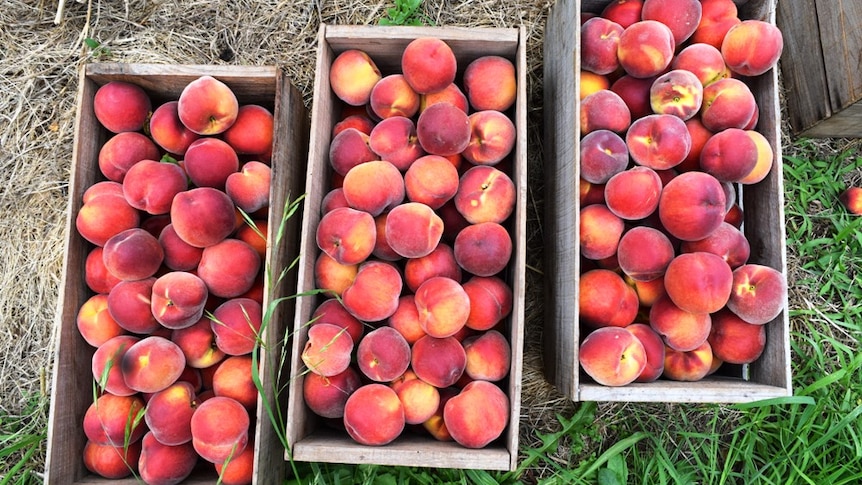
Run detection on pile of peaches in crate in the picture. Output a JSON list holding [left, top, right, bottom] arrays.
[[577, 0, 788, 386], [75, 75, 272, 483], [302, 37, 517, 449]]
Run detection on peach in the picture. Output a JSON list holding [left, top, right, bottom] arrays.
[[404, 154, 459, 209], [708, 308, 766, 364], [600, 0, 644, 29], [420, 82, 469, 113], [107, 278, 160, 334], [183, 137, 240, 189], [170, 187, 237, 248], [321, 187, 350, 215], [610, 74, 655, 120], [672, 43, 730, 88], [463, 55, 517, 112], [368, 116, 425, 171], [626, 114, 691, 170], [617, 226, 675, 281], [579, 326, 647, 386], [411, 335, 466, 388], [453, 222, 512, 277], [342, 260, 403, 322], [617, 20, 675, 79], [625, 323, 665, 383], [225, 161, 271, 214], [580, 17, 624, 75], [662, 340, 713, 381], [151, 271, 208, 329], [403, 243, 461, 293], [579, 203, 625, 261], [98, 131, 161, 183], [301, 322, 354, 377], [463, 329, 510, 382], [171, 317, 226, 369], [222, 104, 274, 155], [840, 187, 862, 215], [416, 102, 471, 156], [212, 354, 257, 410], [148, 100, 200, 155], [462, 276, 513, 331], [384, 202, 444, 259], [197, 238, 261, 299], [303, 367, 362, 419], [93, 81, 151, 133], [190, 396, 249, 464], [144, 380, 197, 446], [83, 180, 125, 203], [234, 219, 267, 260], [658, 171, 727, 241], [101, 228, 164, 281], [329, 127, 378, 176], [357, 326, 412, 382], [700, 78, 757, 132], [726, 263, 787, 325], [343, 383, 405, 445], [680, 221, 750, 269], [387, 295, 426, 344], [370, 74, 420, 119], [82, 440, 140, 479], [438, 198, 470, 243], [738, 130, 774, 185], [579, 129, 629, 184], [213, 436, 255, 485], [210, 297, 262, 356], [121, 159, 187, 216], [140, 214, 171, 239], [699, 128, 759, 183], [422, 386, 459, 441], [692, 0, 741, 49], [311, 298, 365, 346], [462, 110, 517, 166], [649, 69, 704, 120], [313, 252, 358, 297], [604, 166, 662, 220], [454, 165, 516, 226], [580, 89, 631, 135], [678, 117, 714, 172], [177, 75, 239, 135], [333, 113, 375, 137], [83, 392, 147, 446], [158, 224, 203, 272], [316, 206, 376, 265], [579, 71, 610, 100], [77, 293, 126, 347], [664, 251, 733, 314], [648, 294, 711, 352], [401, 37, 457, 95], [394, 377, 440, 425], [92, 335, 140, 396], [625, 274, 666, 308], [443, 380, 509, 448], [121, 335, 187, 394], [330, 49, 382, 106], [721, 20, 783, 77], [579, 269, 639, 328], [414, 276, 470, 338], [372, 212, 401, 262], [641, 0, 702, 45], [342, 160, 405, 217]]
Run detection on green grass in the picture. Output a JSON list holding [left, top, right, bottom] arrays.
[[0, 392, 47, 485]]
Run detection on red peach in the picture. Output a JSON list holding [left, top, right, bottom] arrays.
[[649, 294, 711, 352], [212, 354, 257, 410], [77, 293, 126, 347], [678, 117, 714, 172], [649, 69, 704, 120], [83, 392, 147, 446], [333, 113, 375, 137], [604, 166, 662, 220], [301, 322, 354, 377], [840, 187, 862, 215], [225, 161, 271, 214], [98, 131, 161, 183], [170, 187, 237, 248], [663, 340, 713, 381], [190, 396, 249, 464], [463, 329, 511, 382], [420, 82, 469, 113], [315, 206, 377, 265], [403, 243, 462, 293], [222, 104, 274, 155], [197, 238, 261, 299], [700, 78, 757, 132], [92, 335, 140, 396], [462, 276, 513, 331], [411, 335, 467, 388], [580, 17, 624, 75], [356, 326, 412, 382], [370, 74, 420, 119], [617, 226, 675, 281], [384, 202, 444, 259], [82, 440, 140, 479], [443, 380, 509, 448], [625, 323, 665, 383], [617, 20, 675, 78], [121, 335, 186, 394], [94, 81, 152, 133], [601, 0, 644, 29], [671, 43, 730, 87], [311, 298, 365, 346], [691, 0, 741, 49], [394, 377, 440, 425], [708, 308, 766, 364], [454, 165, 517, 225], [401, 37, 457, 95], [177, 75, 239, 135], [626, 114, 691, 170], [462, 110, 517, 166], [463, 55, 517, 112], [158, 224, 203, 272], [721, 20, 784, 77], [579, 326, 647, 386], [387, 295, 426, 345], [107, 278, 160, 334], [144, 380, 197, 446], [404, 154, 459, 209], [453, 222, 512, 277], [121, 159, 187, 216], [303, 367, 362, 419], [151, 271, 208, 330], [148, 100, 200, 155], [321, 187, 350, 215], [658, 171, 727, 241], [416, 102, 471, 156], [183, 137, 240, 189], [580, 203, 625, 261], [330, 49, 382, 106], [610, 74, 655, 120], [170, 317, 226, 369], [680, 221, 750, 269], [580, 89, 631, 135], [664, 251, 733, 314], [579, 129, 629, 184], [368, 116, 425, 171], [641, 0, 702, 45], [341, 260, 403, 322], [579, 269, 639, 329], [699, 128, 759, 183], [343, 383, 405, 446], [329, 127, 378, 176], [102, 228, 164, 281], [372, 212, 401, 262], [414, 276, 471, 339], [210, 297, 262, 356], [313, 252, 358, 297], [726, 263, 787, 325], [213, 436, 255, 485], [342, 160, 405, 217]]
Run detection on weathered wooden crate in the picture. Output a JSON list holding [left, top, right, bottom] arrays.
[[543, 0, 792, 402], [285, 24, 527, 471], [778, 1, 862, 137], [45, 63, 308, 484]]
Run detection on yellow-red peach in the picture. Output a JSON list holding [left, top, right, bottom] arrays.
[[601, 0, 644, 28], [662, 340, 713, 381], [738, 130, 774, 185], [316, 206, 377, 265], [395, 377, 440, 425], [170, 187, 237, 248], [680, 221, 750, 269], [83, 392, 147, 446], [580, 89, 631, 135], [190, 395, 249, 464], [708, 309, 766, 364], [368, 116, 425, 171], [330, 49, 382, 106], [122, 159, 187, 215], [370, 74, 420, 119], [94, 80, 152, 134], [721, 20, 783, 77], [462, 110, 516, 166], [301, 322, 354, 377], [144, 380, 197, 446], [404, 154, 459, 210], [121, 335, 186, 394], [617, 226, 675, 281], [463, 329, 510, 382], [727, 263, 786, 325], [691, 0, 741, 49], [604, 166, 662, 220], [422, 386, 458, 441], [658, 171, 727, 241], [411, 335, 466, 388], [463, 55, 517, 112], [333, 113, 375, 137], [579, 71, 610, 100], [210, 297, 262, 356], [401, 37, 457, 95], [699, 128, 759, 182], [648, 294, 711, 352], [234, 219, 267, 261], [341, 260, 403, 322], [321, 187, 350, 215], [77, 293, 126, 347], [98, 131, 161, 183], [641, 0, 702, 45], [372, 212, 401, 262], [664, 251, 733, 314], [82, 440, 140, 479], [454, 165, 516, 225], [403, 242, 461, 293], [649, 69, 704, 120], [177, 75, 239, 135], [462, 276, 513, 331], [303, 367, 362, 419], [212, 354, 257, 410], [840, 187, 862, 215], [171, 317, 226, 369], [387, 295, 426, 344], [617, 20, 675, 78], [580, 17, 624, 75], [700, 78, 757, 131], [415, 276, 470, 338], [151, 271, 208, 330], [343, 383, 405, 445], [148, 100, 200, 155], [416, 102, 471, 156], [384, 202, 444, 259], [102, 228, 164, 281], [579, 269, 639, 328], [580, 130, 629, 185], [92, 335, 140, 396], [579, 203, 625, 261], [222, 104, 274, 156], [76, 192, 141, 248], [225, 161, 271, 214], [625, 323, 665, 382], [579, 326, 646, 386], [678, 117, 714, 172], [329, 127, 377, 176], [610, 74, 655, 120], [626, 114, 691, 170], [671, 43, 730, 87], [453, 222, 512, 277], [443, 380, 509, 448], [356, 326, 411, 382], [107, 278, 160, 334], [158, 224, 203, 272], [312, 298, 365, 346], [314, 252, 358, 297], [420, 82, 469, 113], [342, 160, 405, 217], [625, 274, 666, 308], [213, 436, 255, 485], [197, 238, 261, 299]]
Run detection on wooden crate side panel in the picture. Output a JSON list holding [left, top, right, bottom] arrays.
[[815, 0, 862, 113], [580, 379, 790, 403]]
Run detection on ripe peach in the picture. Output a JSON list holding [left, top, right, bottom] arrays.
[[303, 367, 362, 419], [463, 55, 517, 112], [107, 278, 160, 334], [330, 49, 382, 106], [92, 335, 140, 396], [648, 294, 711, 352], [370, 74, 420, 119], [403, 243, 461, 293], [83, 392, 147, 446], [579, 71, 610, 100], [610, 74, 655, 120], [699, 128, 759, 183], [680, 221, 750, 269], [94, 80, 151, 133], [357, 326, 411, 382], [738, 130, 774, 185], [420, 82, 469, 113], [415, 276, 471, 338], [401, 37, 457, 95], [727, 263, 787, 325], [177, 75, 239, 135], [579, 326, 647, 386], [658, 171, 727, 241], [183, 137, 240, 189], [579, 129, 629, 185], [210, 297, 262, 356], [190, 395, 249, 464], [234, 219, 267, 260], [617, 226, 675, 281], [664, 251, 733, 314], [321, 187, 350, 215], [77, 293, 126, 347], [404, 154, 459, 209], [329, 127, 377, 176], [197, 238, 261, 299], [672, 43, 730, 88], [343, 383, 405, 446], [462, 276, 513, 331], [314, 252, 358, 297], [82, 440, 140, 479], [678, 117, 714, 172], [384, 202, 444, 259], [144, 380, 197, 446], [394, 377, 440, 425], [439, 198, 470, 243], [213, 436, 255, 485], [170, 187, 237, 248], [368, 116, 425, 171], [121, 335, 186, 394], [333, 113, 375, 137], [579, 204, 625, 261], [101, 228, 164, 281], [83, 180, 125, 203], [663, 340, 713, 381], [721, 20, 783, 77], [317, 206, 377, 265], [411, 335, 466, 388], [625, 323, 665, 383], [462, 329, 510, 382], [641, 0, 702, 45], [98, 131, 161, 183], [443, 380, 509, 448], [626, 114, 691, 170], [123, 160, 187, 218], [148, 100, 200, 155], [840, 187, 862, 215], [700, 78, 757, 132], [462, 110, 517, 166], [151, 271, 208, 330], [580, 17, 624, 75], [580, 89, 631, 135], [601, 0, 644, 29], [416, 102, 471, 156], [625, 274, 666, 308], [171, 317, 226, 369], [692, 0, 741, 49], [604, 166, 662, 220], [301, 322, 354, 377], [342, 160, 405, 217], [453, 222, 512, 277], [422, 386, 458, 441], [709, 309, 766, 364], [212, 354, 257, 410], [312, 298, 365, 346], [650, 69, 704, 120], [617, 20, 675, 79], [371, 212, 401, 262], [225, 161, 271, 214], [387, 295, 426, 344], [454, 165, 516, 225], [222, 104, 274, 155], [342, 260, 403, 322], [579, 269, 639, 328], [158, 224, 203, 272]]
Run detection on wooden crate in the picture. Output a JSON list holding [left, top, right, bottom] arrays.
[[778, 1, 862, 137], [285, 24, 527, 471], [543, 0, 792, 402], [44, 63, 308, 484]]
